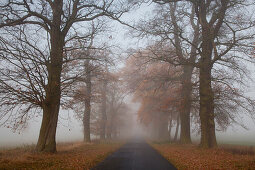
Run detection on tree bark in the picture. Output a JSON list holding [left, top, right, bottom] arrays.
[[100, 80, 107, 140], [169, 3, 199, 145], [196, 0, 229, 148], [199, 61, 217, 148], [179, 66, 193, 144], [199, 26, 217, 148], [35, 0, 64, 153], [83, 60, 92, 142], [83, 101, 91, 142], [35, 37, 63, 152]]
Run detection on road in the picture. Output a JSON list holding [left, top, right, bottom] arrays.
[[92, 138, 176, 170]]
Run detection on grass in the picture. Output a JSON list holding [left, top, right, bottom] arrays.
[[0, 141, 122, 170], [151, 142, 255, 170]]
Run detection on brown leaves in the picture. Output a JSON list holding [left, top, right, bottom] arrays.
[[0, 142, 122, 169], [152, 143, 255, 170]]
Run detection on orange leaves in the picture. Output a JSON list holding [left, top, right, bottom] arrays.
[[122, 53, 183, 125], [0, 142, 122, 169], [152, 143, 255, 170]]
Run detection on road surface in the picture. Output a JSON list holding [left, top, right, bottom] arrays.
[[93, 138, 176, 170]]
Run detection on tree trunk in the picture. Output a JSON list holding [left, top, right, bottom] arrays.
[[83, 60, 91, 142], [170, 3, 199, 145], [199, 63, 217, 148], [199, 27, 217, 148], [196, 0, 229, 149], [36, 104, 59, 153], [35, 45, 63, 152], [100, 80, 107, 140], [35, 0, 64, 153], [106, 125, 112, 139], [106, 114, 112, 139], [83, 100, 91, 142], [179, 66, 193, 144], [35, 40, 63, 152], [159, 113, 170, 142], [168, 115, 172, 141], [173, 114, 180, 142]]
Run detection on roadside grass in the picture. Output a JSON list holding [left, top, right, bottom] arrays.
[[151, 142, 255, 170], [0, 141, 122, 170]]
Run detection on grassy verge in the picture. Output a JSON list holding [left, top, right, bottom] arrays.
[[0, 141, 122, 170], [151, 142, 255, 169]]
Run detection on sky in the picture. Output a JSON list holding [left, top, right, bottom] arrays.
[[0, 1, 255, 148]]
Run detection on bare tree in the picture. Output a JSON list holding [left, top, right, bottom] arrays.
[[153, 0, 255, 148], [100, 75, 107, 140], [106, 74, 127, 139], [70, 22, 110, 143], [0, 0, 136, 152], [99, 65, 116, 140], [131, 1, 201, 144], [65, 46, 106, 142]]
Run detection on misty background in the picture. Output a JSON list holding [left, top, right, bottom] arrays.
[[0, 2, 255, 148]]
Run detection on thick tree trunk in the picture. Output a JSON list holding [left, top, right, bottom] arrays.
[[196, 0, 229, 148], [35, 44, 63, 152], [179, 66, 193, 144], [35, 0, 64, 153], [100, 80, 107, 140], [35, 48, 63, 152], [173, 114, 180, 142], [36, 105, 58, 152], [170, 3, 199, 145], [83, 60, 91, 143], [83, 100, 91, 142], [199, 64, 217, 148], [199, 28, 217, 148]]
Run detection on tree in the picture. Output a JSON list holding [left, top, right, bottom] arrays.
[[131, 2, 200, 144], [153, 0, 255, 148], [99, 64, 118, 140], [0, 0, 136, 152], [65, 21, 111, 142], [106, 74, 127, 139], [64, 46, 105, 142], [100, 74, 108, 140], [122, 53, 182, 141]]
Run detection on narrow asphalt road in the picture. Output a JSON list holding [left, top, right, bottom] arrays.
[[92, 138, 176, 170]]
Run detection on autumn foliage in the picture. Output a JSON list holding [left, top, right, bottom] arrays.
[[0, 142, 122, 170], [152, 143, 255, 169], [122, 54, 183, 141]]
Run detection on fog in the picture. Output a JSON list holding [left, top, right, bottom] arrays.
[[1, 97, 255, 147], [0, 97, 142, 147], [1, 1, 255, 149]]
